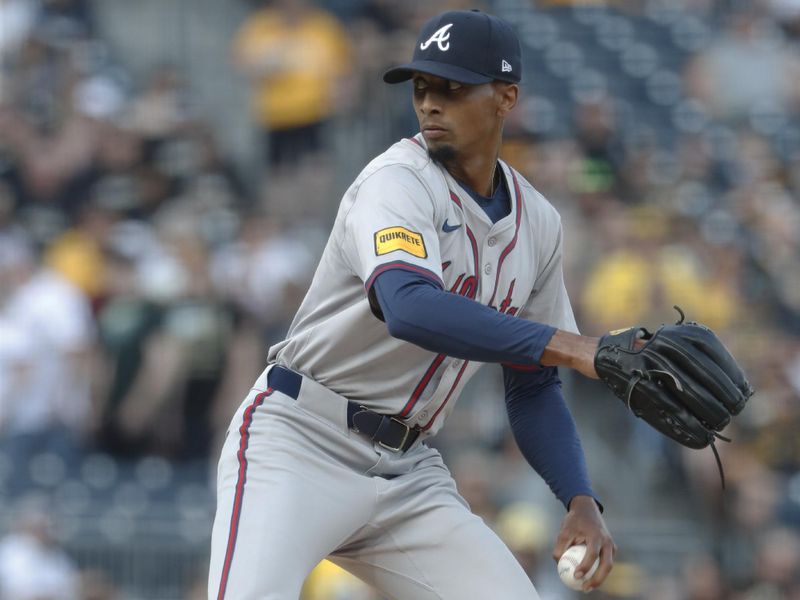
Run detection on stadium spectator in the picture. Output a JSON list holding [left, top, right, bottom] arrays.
[[208, 213, 318, 446], [0, 509, 80, 600], [0, 233, 95, 483], [684, 5, 800, 123], [97, 219, 230, 459], [126, 65, 192, 143], [727, 526, 800, 597], [571, 99, 628, 202], [681, 553, 729, 600], [43, 202, 117, 301], [579, 205, 741, 332], [232, 0, 354, 169]]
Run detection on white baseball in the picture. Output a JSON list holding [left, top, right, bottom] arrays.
[[557, 544, 599, 592]]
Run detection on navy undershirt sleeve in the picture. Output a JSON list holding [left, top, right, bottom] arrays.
[[371, 270, 599, 510], [503, 366, 601, 511], [371, 268, 556, 366], [371, 172, 598, 510]]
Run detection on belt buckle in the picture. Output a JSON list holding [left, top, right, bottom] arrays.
[[378, 417, 411, 452]]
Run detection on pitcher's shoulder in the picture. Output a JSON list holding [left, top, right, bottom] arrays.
[[355, 137, 446, 192], [504, 164, 562, 223]]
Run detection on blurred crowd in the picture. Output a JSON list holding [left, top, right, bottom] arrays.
[[0, 0, 799, 598]]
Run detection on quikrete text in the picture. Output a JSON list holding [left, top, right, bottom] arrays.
[[379, 231, 422, 246]]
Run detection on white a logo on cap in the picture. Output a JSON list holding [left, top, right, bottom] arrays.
[[501, 59, 512, 73], [420, 23, 454, 52]]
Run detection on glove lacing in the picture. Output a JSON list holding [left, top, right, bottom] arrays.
[[672, 305, 731, 488], [711, 433, 731, 489]]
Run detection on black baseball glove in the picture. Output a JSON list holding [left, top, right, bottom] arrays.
[[594, 307, 754, 485]]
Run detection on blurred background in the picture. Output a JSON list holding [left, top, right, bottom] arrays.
[[0, 0, 798, 598]]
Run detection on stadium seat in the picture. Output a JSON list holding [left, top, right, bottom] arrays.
[[134, 456, 174, 491], [81, 453, 119, 491], [545, 40, 584, 79], [28, 452, 67, 488]]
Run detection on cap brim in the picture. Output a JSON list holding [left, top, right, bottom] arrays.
[[383, 60, 493, 85]]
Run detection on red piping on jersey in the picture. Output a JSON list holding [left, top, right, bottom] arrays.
[[398, 191, 479, 419], [399, 352, 447, 418], [365, 260, 444, 293], [447, 192, 480, 279], [487, 170, 523, 307], [216, 388, 273, 600], [417, 179, 522, 428], [407, 136, 424, 148], [421, 360, 469, 430]]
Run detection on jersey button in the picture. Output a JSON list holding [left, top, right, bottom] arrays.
[[452, 360, 462, 368], [488, 237, 496, 247], [484, 263, 492, 275], [419, 410, 429, 419]]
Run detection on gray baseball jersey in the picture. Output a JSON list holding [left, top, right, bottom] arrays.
[[267, 133, 577, 435], [209, 134, 574, 600]]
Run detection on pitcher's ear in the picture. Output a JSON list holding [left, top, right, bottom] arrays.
[[495, 82, 519, 117]]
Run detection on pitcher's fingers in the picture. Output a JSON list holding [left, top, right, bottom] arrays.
[[552, 533, 580, 562], [575, 541, 601, 579], [583, 540, 616, 591]]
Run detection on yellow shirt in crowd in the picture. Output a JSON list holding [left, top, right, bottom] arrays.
[[233, 9, 352, 130], [581, 248, 737, 331]]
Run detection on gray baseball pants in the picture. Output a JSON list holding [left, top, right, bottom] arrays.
[[208, 365, 540, 599]]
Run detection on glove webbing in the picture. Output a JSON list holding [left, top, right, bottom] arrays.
[[626, 368, 731, 489]]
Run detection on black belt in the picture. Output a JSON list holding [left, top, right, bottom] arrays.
[[268, 366, 420, 453]]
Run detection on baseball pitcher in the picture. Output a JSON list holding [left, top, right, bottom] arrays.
[[208, 9, 752, 600]]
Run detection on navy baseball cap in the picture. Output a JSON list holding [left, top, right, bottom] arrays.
[[383, 9, 522, 85]]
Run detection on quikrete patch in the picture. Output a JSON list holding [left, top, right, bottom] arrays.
[[374, 226, 427, 258]]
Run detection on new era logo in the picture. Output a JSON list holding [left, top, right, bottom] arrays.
[[501, 59, 512, 73]]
